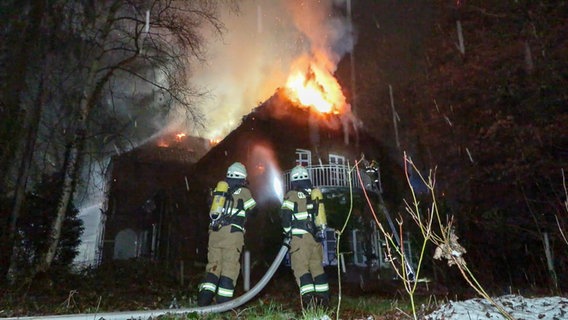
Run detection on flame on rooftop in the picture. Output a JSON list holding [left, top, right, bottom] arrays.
[[209, 138, 221, 146], [175, 133, 186, 141], [283, 50, 348, 115]]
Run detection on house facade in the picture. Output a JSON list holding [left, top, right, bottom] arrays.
[[281, 148, 415, 279], [182, 89, 414, 281], [101, 135, 211, 265], [101, 89, 414, 284]]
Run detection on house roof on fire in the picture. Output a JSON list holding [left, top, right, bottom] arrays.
[[187, 88, 405, 206], [108, 88, 405, 218]]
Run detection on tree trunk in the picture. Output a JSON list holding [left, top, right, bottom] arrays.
[[35, 69, 97, 275], [6, 75, 46, 282], [0, 0, 45, 280], [34, 2, 123, 275], [0, 6, 30, 190]]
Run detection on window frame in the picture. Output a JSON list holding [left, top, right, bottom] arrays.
[[295, 149, 312, 167]]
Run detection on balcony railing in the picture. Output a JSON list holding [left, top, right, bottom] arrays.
[[282, 164, 382, 194]]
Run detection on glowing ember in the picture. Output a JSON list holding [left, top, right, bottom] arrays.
[[156, 140, 169, 148], [210, 138, 221, 146], [284, 54, 347, 114], [156, 132, 186, 147], [175, 133, 186, 142]]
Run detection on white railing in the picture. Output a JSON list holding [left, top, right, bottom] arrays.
[[282, 164, 382, 194]]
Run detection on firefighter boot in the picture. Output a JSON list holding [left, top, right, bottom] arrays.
[[314, 273, 330, 307], [299, 273, 316, 309], [215, 275, 235, 304], [197, 273, 218, 306]]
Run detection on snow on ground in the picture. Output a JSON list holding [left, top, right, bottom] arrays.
[[426, 295, 568, 319]]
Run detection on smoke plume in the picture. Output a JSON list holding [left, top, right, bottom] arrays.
[[192, 0, 355, 140]]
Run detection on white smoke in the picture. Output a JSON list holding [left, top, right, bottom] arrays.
[[76, 0, 356, 266], [192, 0, 355, 140]]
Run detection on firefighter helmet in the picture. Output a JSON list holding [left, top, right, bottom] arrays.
[[227, 162, 247, 179], [290, 165, 310, 182]]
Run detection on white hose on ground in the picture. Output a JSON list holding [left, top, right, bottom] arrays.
[[7, 243, 290, 320]]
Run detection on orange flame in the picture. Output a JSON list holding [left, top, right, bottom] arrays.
[[284, 53, 347, 114], [156, 140, 169, 148], [156, 132, 186, 147], [210, 138, 221, 146], [175, 133, 186, 142]]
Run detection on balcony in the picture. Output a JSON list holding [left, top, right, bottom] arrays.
[[282, 164, 382, 194]]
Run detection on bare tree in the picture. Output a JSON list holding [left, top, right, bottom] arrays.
[[1, 0, 233, 281], [0, 0, 53, 280]]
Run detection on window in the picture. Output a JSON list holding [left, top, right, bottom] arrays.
[[351, 228, 383, 268], [351, 229, 366, 267], [329, 154, 346, 186], [377, 232, 414, 270], [328, 154, 345, 165], [403, 234, 414, 267], [295, 149, 311, 167], [322, 228, 338, 266]]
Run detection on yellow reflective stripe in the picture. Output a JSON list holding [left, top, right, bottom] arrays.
[[315, 284, 329, 292], [283, 227, 291, 233], [307, 203, 314, 210], [292, 229, 308, 235], [294, 212, 309, 220], [231, 224, 244, 230], [244, 198, 256, 210], [200, 282, 217, 292], [300, 284, 315, 295], [282, 200, 294, 211], [217, 287, 234, 297], [228, 208, 245, 217]]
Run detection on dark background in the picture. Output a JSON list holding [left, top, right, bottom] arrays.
[[1, 0, 566, 302], [336, 0, 567, 292]]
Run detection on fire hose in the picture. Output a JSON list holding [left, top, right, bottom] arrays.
[[6, 242, 290, 320]]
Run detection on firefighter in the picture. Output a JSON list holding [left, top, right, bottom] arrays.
[[197, 162, 257, 306], [281, 165, 330, 308]]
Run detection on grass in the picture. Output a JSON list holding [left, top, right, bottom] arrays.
[[157, 296, 418, 320], [0, 271, 423, 319], [339, 296, 404, 315], [2, 260, 418, 317]]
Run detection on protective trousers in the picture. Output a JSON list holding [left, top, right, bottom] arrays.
[[197, 225, 244, 305], [289, 233, 330, 306]]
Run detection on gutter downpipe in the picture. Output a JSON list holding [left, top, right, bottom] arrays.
[[8, 242, 290, 320]]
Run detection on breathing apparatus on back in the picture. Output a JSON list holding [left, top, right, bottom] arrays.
[[209, 180, 229, 221], [290, 165, 327, 240], [311, 188, 327, 230], [209, 162, 247, 229]]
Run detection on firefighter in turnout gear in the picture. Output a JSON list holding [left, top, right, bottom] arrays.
[[281, 165, 330, 308], [197, 162, 257, 306]]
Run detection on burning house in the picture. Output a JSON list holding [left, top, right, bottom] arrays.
[[101, 25, 415, 283], [101, 85, 414, 284], [184, 88, 413, 282]]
